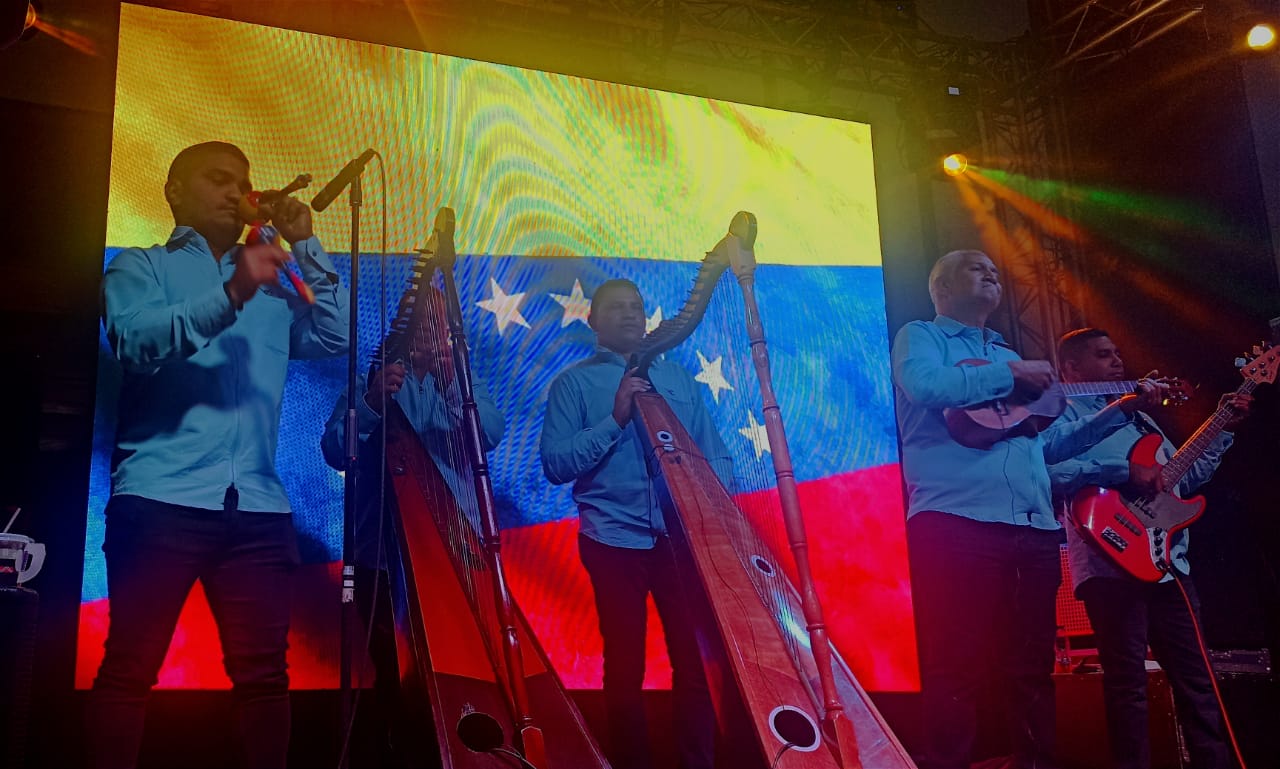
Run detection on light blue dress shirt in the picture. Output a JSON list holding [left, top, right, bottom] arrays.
[[1048, 394, 1232, 588], [102, 226, 350, 513], [540, 347, 735, 549], [320, 367, 505, 568], [892, 316, 1129, 530]]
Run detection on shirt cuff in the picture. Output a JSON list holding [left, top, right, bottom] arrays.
[[292, 236, 339, 282], [591, 414, 624, 443], [358, 390, 388, 431], [981, 361, 1015, 398], [196, 282, 238, 329]]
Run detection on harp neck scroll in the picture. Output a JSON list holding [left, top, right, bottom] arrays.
[[628, 211, 758, 379]]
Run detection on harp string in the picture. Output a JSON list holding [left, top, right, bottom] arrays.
[[370, 249, 508, 687], [703, 269, 812, 690]]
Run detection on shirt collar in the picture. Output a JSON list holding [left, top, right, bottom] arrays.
[[166, 226, 238, 265], [166, 226, 205, 250], [592, 344, 630, 365], [933, 314, 1005, 345]]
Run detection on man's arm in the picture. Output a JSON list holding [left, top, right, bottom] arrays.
[[102, 248, 239, 372], [472, 377, 506, 451], [1177, 433, 1232, 496], [688, 404, 735, 493], [540, 373, 623, 485], [1048, 457, 1133, 498], [286, 237, 350, 358], [320, 375, 388, 471], [669, 366, 736, 492], [1040, 402, 1131, 465], [1041, 380, 1170, 466], [1178, 392, 1252, 494], [891, 322, 1023, 409]]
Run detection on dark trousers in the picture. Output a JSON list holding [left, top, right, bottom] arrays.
[[353, 564, 422, 768], [86, 495, 299, 769], [579, 535, 715, 769], [908, 511, 1063, 769], [1078, 575, 1228, 769]]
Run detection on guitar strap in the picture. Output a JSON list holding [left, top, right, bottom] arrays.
[[1129, 410, 1161, 436]]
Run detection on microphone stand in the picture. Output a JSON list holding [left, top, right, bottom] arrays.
[[338, 173, 363, 769]]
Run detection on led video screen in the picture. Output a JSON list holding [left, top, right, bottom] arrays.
[[80, 3, 918, 693]]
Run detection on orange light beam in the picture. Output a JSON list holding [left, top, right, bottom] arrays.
[[32, 18, 99, 57]]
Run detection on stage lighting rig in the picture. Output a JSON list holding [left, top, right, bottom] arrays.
[[1245, 20, 1276, 52], [898, 81, 982, 175], [941, 153, 969, 177]]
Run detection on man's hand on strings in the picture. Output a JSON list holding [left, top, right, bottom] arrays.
[[1127, 460, 1165, 498], [365, 363, 407, 415], [426, 349, 455, 391], [1009, 360, 1056, 401], [1221, 392, 1253, 429], [612, 368, 652, 428]]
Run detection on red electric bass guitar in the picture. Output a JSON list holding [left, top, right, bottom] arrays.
[[1068, 343, 1279, 582]]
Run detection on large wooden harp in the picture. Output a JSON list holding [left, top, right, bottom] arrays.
[[368, 208, 610, 769], [629, 213, 916, 769]]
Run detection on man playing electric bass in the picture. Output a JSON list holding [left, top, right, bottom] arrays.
[[1048, 327, 1252, 769]]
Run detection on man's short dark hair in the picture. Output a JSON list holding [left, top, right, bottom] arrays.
[[589, 279, 641, 317], [1058, 327, 1111, 365], [167, 141, 249, 185]]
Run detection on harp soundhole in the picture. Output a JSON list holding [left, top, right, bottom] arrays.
[[751, 555, 775, 577], [768, 705, 820, 752]]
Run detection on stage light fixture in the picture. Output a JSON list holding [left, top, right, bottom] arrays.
[[1246, 22, 1276, 51], [941, 153, 969, 177], [0, 0, 35, 50]]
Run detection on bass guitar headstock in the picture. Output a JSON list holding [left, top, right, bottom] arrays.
[[1237, 343, 1280, 386]]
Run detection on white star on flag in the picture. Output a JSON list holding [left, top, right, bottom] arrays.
[[695, 350, 734, 404], [739, 411, 771, 459], [550, 279, 591, 327], [646, 307, 663, 333], [477, 278, 531, 334]]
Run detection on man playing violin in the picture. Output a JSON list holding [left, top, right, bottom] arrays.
[[1049, 328, 1251, 769], [89, 141, 349, 768], [891, 250, 1164, 769]]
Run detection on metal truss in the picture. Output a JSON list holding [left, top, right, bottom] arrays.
[[981, 85, 1089, 362], [1034, 0, 1207, 80]]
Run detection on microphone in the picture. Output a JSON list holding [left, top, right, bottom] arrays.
[[310, 149, 376, 212]]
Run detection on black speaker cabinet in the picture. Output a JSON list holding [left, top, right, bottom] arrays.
[[1054, 666, 1182, 769]]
